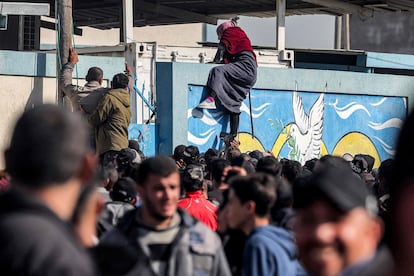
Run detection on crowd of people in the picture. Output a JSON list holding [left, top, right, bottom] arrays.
[[0, 100, 410, 275], [0, 19, 413, 276]]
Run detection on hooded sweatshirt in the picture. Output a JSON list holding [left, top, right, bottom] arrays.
[[242, 225, 306, 276], [89, 88, 131, 155]]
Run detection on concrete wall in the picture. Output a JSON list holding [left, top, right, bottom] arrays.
[[0, 50, 126, 168], [40, 22, 204, 49]]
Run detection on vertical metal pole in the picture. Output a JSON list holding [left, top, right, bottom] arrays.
[[334, 15, 342, 49], [18, 16, 24, 51], [125, 43, 138, 123], [122, 0, 133, 43], [56, 0, 72, 107], [276, 0, 286, 51], [123, 0, 136, 123], [344, 13, 350, 50]]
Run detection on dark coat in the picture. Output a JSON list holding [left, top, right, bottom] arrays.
[[0, 188, 97, 276], [88, 88, 131, 155]]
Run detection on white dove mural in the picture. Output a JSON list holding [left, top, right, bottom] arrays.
[[288, 91, 325, 164]]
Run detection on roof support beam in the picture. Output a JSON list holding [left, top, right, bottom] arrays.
[[40, 20, 83, 36], [276, 0, 286, 51], [75, 17, 120, 27], [122, 0, 134, 43], [301, 0, 373, 17], [136, 0, 218, 25]]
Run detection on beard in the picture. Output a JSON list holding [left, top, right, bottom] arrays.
[[141, 194, 176, 222]]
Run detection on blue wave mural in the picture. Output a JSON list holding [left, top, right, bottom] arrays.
[[187, 85, 407, 166]]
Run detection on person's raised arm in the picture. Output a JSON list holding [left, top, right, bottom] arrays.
[[60, 47, 79, 99], [124, 62, 135, 93], [213, 43, 226, 64]]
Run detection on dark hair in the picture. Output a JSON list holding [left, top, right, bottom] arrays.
[[304, 158, 318, 172], [128, 140, 140, 152], [210, 158, 230, 184], [85, 67, 103, 82], [256, 156, 282, 177], [281, 159, 302, 184], [116, 148, 140, 177], [173, 145, 186, 161], [230, 173, 276, 217], [315, 155, 352, 172], [272, 178, 293, 210], [180, 164, 204, 192], [355, 154, 375, 173], [378, 159, 394, 184], [391, 111, 414, 202], [183, 145, 199, 165], [136, 156, 177, 185], [112, 73, 129, 89], [100, 162, 119, 191], [111, 177, 137, 203], [5, 104, 90, 188], [204, 148, 219, 164], [249, 150, 263, 160]]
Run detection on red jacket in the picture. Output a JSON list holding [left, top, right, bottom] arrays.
[[220, 26, 256, 63], [178, 191, 218, 231]]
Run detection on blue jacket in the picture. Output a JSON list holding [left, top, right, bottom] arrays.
[[242, 225, 306, 276]]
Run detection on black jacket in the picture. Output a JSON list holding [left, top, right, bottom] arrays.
[[0, 188, 97, 276]]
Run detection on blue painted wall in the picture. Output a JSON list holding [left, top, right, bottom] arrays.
[[128, 123, 156, 156], [187, 85, 406, 166], [2, 50, 414, 164], [156, 61, 414, 165], [0, 50, 124, 80], [0, 50, 157, 156]]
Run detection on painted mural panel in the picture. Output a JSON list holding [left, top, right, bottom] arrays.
[[128, 123, 156, 157], [187, 85, 407, 167]]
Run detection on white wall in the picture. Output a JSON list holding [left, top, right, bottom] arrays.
[[0, 76, 57, 168], [41, 23, 204, 48]]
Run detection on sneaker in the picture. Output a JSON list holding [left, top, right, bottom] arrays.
[[197, 96, 216, 109]]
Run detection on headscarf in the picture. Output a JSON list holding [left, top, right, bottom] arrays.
[[216, 20, 237, 39]]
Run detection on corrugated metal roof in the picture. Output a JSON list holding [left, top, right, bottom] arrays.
[[3, 0, 414, 29]]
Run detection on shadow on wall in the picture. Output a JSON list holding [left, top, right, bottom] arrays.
[[25, 77, 44, 110]]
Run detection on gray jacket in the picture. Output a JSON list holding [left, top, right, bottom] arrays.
[[100, 208, 231, 276], [60, 62, 109, 113]]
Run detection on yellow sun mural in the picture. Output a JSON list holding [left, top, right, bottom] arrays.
[[332, 132, 381, 169], [238, 132, 265, 153]]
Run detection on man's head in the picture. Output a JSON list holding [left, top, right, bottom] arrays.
[[85, 67, 103, 84], [293, 166, 382, 276], [136, 156, 180, 225], [210, 158, 230, 188], [110, 177, 137, 204], [313, 155, 352, 173], [390, 110, 414, 273], [5, 104, 94, 189], [111, 73, 129, 89], [182, 145, 199, 165], [377, 158, 393, 197], [180, 164, 204, 193], [256, 156, 282, 178], [226, 173, 276, 234], [116, 148, 141, 177]]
